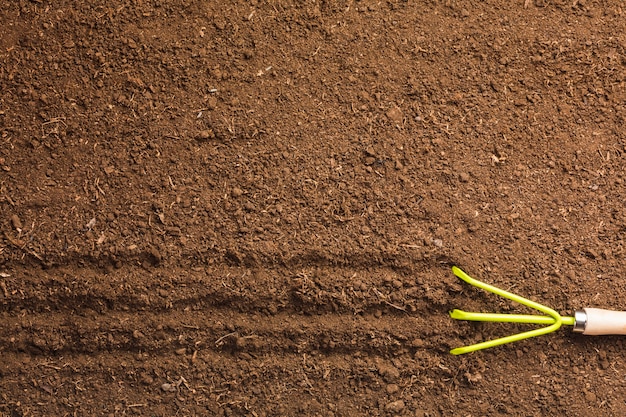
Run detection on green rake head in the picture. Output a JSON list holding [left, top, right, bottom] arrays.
[[449, 266, 576, 355]]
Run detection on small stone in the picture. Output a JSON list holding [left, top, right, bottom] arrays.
[[385, 400, 405, 413], [459, 172, 470, 182], [10, 214, 22, 230], [410, 338, 425, 348], [175, 347, 187, 355], [386, 384, 399, 394], [585, 391, 597, 402], [386, 107, 403, 124], [140, 373, 154, 385], [85, 217, 96, 229], [231, 187, 244, 197], [364, 156, 376, 166], [161, 383, 177, 392], [197, 129, 215, 140]]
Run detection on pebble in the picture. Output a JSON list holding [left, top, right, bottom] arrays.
[[207, 96, 218, 110], [10, 214, 22, 230], [386, 384, 399, 394], [197, 129, 215, 140], [140, 373, 154, 385], [161, 383, 177, 392], [232, 187, 244, 197], [385, 400, 405, 414], [386, 107, 403, 124], [410, 338, 425, 348]]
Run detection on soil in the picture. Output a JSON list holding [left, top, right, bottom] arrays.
[[2, 0, 626, 416]]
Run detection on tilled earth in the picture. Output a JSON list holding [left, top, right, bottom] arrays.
[[2, 0, 626, 416]]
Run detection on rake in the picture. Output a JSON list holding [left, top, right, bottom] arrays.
[[450, 266, 626, 355]]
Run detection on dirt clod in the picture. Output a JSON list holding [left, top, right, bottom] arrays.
[[377, 362, 400, 382], [385, 400, 405, 414], [386, 384, 400, 395]]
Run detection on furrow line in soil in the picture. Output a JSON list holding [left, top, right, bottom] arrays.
[[0, 307, 451, 357], [0, 248, 457, 277], [0, 263, 456, 316]]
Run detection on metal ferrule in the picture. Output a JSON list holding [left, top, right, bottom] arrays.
[[572, 310, 587, 333]]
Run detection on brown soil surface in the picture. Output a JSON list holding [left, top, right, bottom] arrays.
[[2, 0, 626, 416]]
